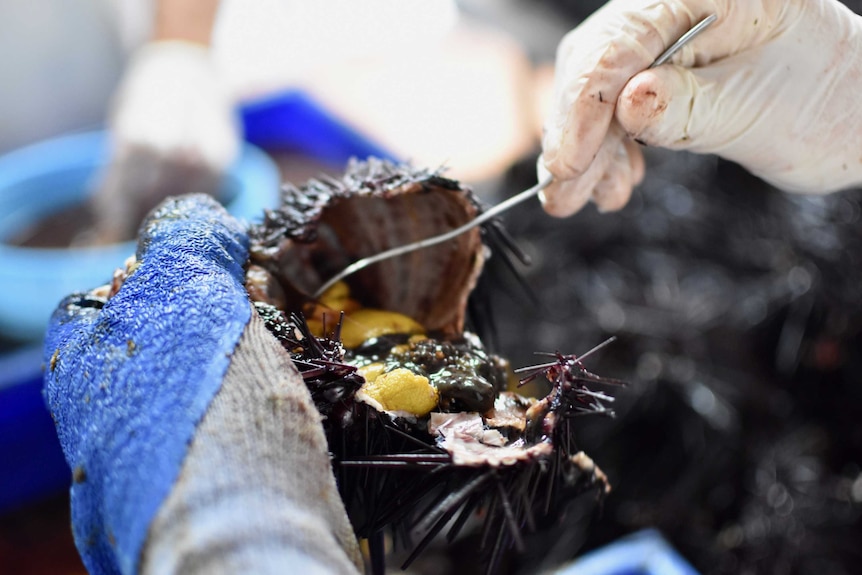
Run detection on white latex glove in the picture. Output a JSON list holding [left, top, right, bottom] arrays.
[[539, 0, 862, 217], [93, 40, 239, 242]]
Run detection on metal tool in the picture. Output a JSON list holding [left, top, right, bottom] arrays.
[[313, 14, 717, 299], [650, 14, 717, 68]]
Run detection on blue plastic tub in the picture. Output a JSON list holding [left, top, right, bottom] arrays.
[[0, 131, 281, 342], [0, 345, 68, 512], [556, 530, 700, 575], [240, 90, 397, 165]]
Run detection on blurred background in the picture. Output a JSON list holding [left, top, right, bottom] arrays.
[[1, 1, 861, 574]]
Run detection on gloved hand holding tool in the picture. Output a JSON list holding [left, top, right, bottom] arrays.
[[44, 196, 362, 574], [540, 0, 862, 217], [92, 0, 239, 242]]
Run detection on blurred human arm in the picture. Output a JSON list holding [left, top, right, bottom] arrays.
[[92, 0, 239, 242], [152, 0, 219, 44], [539, 0, 862, 217]]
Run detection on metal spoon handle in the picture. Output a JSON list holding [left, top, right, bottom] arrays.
[[650, 14, 717, 68]]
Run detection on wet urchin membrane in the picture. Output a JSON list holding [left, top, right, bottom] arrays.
[[244, 159, 622, 573]]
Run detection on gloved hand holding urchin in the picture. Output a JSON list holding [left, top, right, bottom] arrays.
[[540, 0, 862, 217], [44, 195, 362, 575]]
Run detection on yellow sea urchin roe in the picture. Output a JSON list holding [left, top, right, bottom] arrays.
[[357, 362, 386, 383], [318, 281, 360, 312], [387, 334, 431, 356], [340, 309, 425, 349], [304, 281, 362, 335], [305, 318, 325, 338], [359, 367, 439, 416]]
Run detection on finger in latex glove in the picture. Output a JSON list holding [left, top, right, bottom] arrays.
[[541, 0, 862, 216], [539, 122, 645, 216], [44, 195, 361, 574], [93, 41, 240, 242]]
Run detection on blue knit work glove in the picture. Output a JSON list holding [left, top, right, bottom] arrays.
[[43, 195, 361, 575]]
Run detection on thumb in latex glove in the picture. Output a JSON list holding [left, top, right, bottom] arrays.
[[93, 41, 240, 243], [540, 0, 862, 217], [44, 195, 362, 574]]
